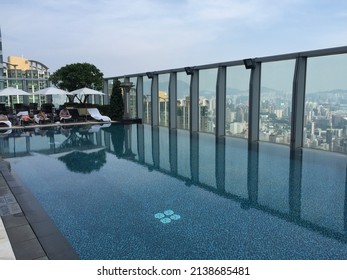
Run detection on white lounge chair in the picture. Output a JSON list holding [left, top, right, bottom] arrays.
[[16, 111, 29, 117], [87, 108, 111, 122], [0, 120, 12, 127]]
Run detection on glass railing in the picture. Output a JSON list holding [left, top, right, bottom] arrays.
[[105, 46, 347, 154], [259, 60, 295, 144], [225, 65, 250, 138], [304, 53, 347, 153], [158, 74, 169, 127], [176, 71, 190, 130]]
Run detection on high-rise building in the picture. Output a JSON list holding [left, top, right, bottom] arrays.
[[0, 28, 50, 107]]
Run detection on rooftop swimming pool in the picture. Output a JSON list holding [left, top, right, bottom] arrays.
[[1, 124, 347, 259]]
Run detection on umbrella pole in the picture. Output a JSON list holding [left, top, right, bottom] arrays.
[[85, 95, 88, 121], [10, 95, 14, 113]]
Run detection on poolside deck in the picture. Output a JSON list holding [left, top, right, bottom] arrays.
[[0, 156, 79, 260]]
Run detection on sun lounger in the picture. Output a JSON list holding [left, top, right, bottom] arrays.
[[87, 108, 111, 122]]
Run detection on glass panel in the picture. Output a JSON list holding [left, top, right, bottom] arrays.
[[198, 133, 216, 187], [177, 129, 190, 178], [225, 65, 250, 139], [199, 68, 217, 133], [301, 150, 347, 232], [159, 127, 170, 171], [129, 77, 137, 119], [177, 72, 190, 130], [131, 125, 139, 161], [258, 143, 290, 213], [259, 60, 295, 145], [158, 74, 169, 126], [224, 138, 248, 198], [143, 124, 153, 165], [143, 76, 151, 124], [304, 54, 347, 153]]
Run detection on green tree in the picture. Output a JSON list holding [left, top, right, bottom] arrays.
[[109, 80, 124, 120], [49, 62, 104, 103]]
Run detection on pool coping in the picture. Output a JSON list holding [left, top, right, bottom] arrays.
[[0, 155, 79, 260]]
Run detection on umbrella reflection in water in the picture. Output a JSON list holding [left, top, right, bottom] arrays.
[[58, 149, 106, 174]]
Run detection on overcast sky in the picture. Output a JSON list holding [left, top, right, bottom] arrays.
[[1, 0, 347, 77]]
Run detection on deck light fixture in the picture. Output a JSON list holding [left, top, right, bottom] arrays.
[[146, 72, 154, 79], [243, 58, 256, 69], [185, 67, 194, 75]]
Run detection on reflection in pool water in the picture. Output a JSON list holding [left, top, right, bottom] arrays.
[[1, 124, 347, 259]]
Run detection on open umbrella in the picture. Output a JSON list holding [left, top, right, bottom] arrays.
[[0, 87, 31, 96], [33, 87, 73, 96], [0, 87, 31, 107], [69, 87, 105, 96], [33, 87, 74, 108], [70, 87, 105, 103]]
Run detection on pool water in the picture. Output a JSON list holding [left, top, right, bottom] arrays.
[[2, 124, 347, 259]]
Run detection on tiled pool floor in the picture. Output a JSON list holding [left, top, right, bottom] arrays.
[[0, 159, 79, 260]]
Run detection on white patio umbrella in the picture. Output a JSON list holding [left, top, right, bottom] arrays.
[[33, 87, 73, 96], [0, 87, 31, 107], [69, 87, 105, 96], [0, 87, 31, 96], [33, 87, 74, 108], [70, 87, 105, 103]]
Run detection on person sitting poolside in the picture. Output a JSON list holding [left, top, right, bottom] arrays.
[[20, 114, 33, 125], [0, 114, 8, 121], [34, 110, 50, 124], [59, 107, 72, 122]]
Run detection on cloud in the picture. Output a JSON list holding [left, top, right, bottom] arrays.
[[1, 0, 347, 77]]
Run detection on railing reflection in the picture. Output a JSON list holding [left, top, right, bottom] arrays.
[[103, 124, 347, 243]]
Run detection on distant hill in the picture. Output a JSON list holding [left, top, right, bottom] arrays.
[[142, 79, 347, 101], [306, 89, 347, 96]]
